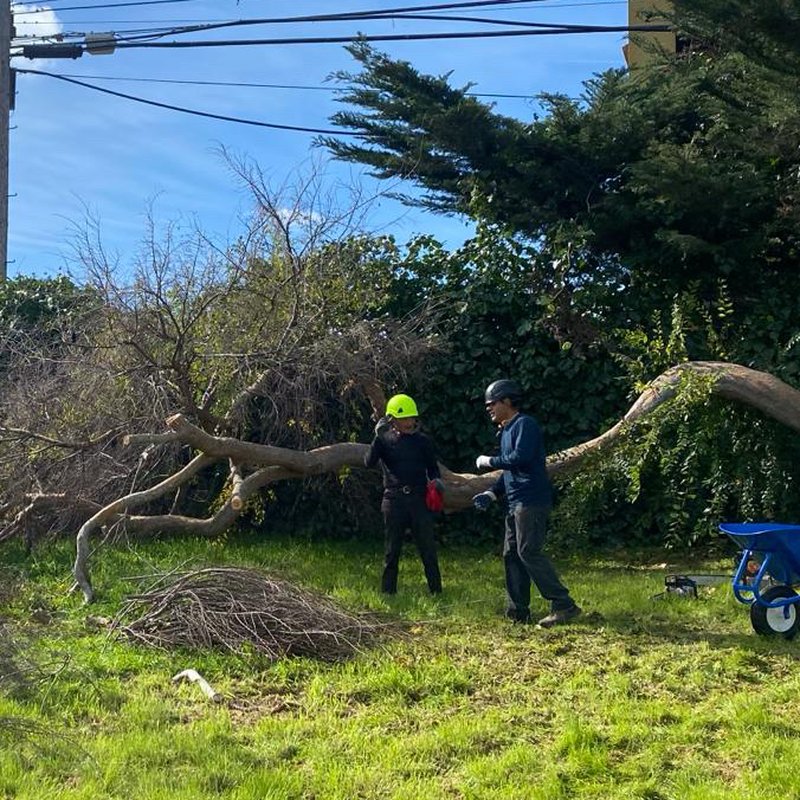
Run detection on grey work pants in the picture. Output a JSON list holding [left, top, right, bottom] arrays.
[[503, 504, 573, 621]]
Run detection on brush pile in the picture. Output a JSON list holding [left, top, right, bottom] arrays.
[[116, 567, 391, 661]]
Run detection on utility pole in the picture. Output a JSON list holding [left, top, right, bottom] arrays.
[[0, 0, 10, 282], [0, 28, 111, 283]]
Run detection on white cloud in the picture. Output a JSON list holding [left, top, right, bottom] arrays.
[[14, 5, 63, 69], [15, 5, 62, 38]]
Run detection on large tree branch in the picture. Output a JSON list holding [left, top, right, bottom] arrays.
[[72, 361, 800, 603], [547, 361, 800, 479], [73, 454, 218, 603]]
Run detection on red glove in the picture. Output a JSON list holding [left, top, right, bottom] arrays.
[[425, 480, 444, 512]]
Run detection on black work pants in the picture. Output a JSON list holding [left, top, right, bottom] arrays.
[[381, 492, 442, 594], [503, 504, 573, 621]]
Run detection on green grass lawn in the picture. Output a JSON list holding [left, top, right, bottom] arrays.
[[1, 532, 799, 800]]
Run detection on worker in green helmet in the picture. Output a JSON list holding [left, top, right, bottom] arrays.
[[364, 393, 443, 595]]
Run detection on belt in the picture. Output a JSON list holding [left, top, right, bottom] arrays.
[[385, 485, 424, 496]]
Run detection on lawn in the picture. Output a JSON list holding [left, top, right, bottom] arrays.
[[1, 532, 799, 800]]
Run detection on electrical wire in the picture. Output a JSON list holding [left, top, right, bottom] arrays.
[[104, 15, 632, 46], [12, 0, 628, 47], [12, 11, 632, 46], [92, 24, 671, 51], [13, 0, 634, 51], [13, 0, 207, 14], [9, 3, 626, 25], [10, 0, 577, 17], [15, 67, 362, 134], [46, 71, 543, 99], [12, 23, 667, 56], [90, 1, 613, 43]]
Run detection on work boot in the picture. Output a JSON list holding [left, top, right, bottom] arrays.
[[505, 608, 532, 624], [537, 605, 582, 628]]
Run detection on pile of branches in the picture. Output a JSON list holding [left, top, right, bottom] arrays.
[[115, 567, 394, 662]]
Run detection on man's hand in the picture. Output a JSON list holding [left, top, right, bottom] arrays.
[[472, 491, 496, 511], [475, 455, 494, 470], [374, 415, 393, 439]]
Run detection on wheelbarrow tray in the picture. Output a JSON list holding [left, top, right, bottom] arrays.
[[720, 522, 800, 607]]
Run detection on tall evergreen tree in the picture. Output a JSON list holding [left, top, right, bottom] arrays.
[[322, 5, 800, 313]]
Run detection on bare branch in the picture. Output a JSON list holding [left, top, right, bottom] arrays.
[[123, 432, 180, 447], [74, 454, 218, 603], [0, 426, 121, 451]]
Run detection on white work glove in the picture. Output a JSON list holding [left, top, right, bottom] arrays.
[[475, 455, 494, 470], [472, 491, 497, 511]]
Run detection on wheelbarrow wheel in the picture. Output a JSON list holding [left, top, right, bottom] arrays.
[[750, 585, 800, 639]]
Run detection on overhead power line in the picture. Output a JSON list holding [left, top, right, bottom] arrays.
[[106, 15, 637, 46], [109, 24, 671, 48], [11, 12, 644, 46], [16, 24, 670, 57], [17, 15, 636, 46], [12, 0, 631, 48], [15, 68, 361, 134], [13, 0, 529, 16], [13, 0, 200, 13], [48, 71, 542, 99], [10, 3, 626, 24]]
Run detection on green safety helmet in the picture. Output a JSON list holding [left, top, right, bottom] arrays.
[[386, 393, 419, 418]]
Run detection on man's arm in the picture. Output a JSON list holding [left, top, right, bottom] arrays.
[[364, 436, 383, 468], [489, 473, 506, 498], [488, 418, 539, 470], [423, 436, 441, 481]]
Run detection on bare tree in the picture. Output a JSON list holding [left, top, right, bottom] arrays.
[[0, 160, 441, 552]]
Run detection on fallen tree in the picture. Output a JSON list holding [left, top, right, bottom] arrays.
[[71, 360, 800, 603]]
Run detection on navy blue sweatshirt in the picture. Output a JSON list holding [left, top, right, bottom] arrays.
[[488, 413, 552, 508], [365, 431, 440, 491]]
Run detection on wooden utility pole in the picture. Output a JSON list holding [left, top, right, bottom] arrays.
[[0, 0, 10, 281]]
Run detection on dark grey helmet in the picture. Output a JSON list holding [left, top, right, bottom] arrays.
[[484, 379, 523, 404]]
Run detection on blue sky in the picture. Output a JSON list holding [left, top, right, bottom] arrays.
[[10, 0, 629, 278]]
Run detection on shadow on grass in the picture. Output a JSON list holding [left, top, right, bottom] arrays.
[[573, 607, 795, 652]]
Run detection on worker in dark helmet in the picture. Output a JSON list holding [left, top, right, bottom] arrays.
[[365, 393, 443, 595], [473, 379, 581, 627]]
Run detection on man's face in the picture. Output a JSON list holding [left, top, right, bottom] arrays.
[[485, 398, 515, 425], [393, 416, 418, 434]]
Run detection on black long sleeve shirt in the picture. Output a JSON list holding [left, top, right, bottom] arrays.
[[364, 431, 440, 490]]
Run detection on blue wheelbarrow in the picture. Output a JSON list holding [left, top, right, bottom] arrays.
[[720, 522, 800, 639]]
